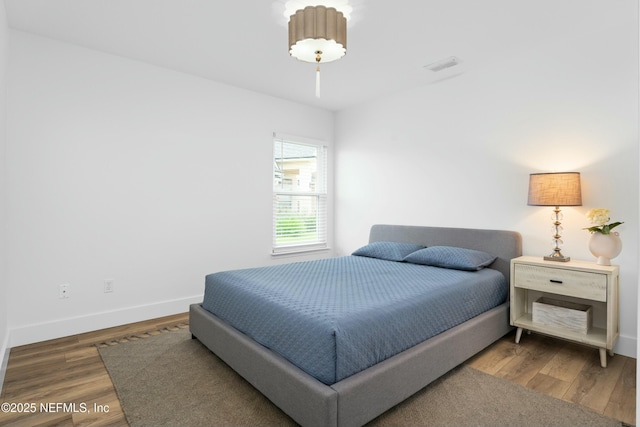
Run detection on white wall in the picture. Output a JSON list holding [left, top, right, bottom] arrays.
[[3, 5, 637, 362], [335, 6, 638, 357], [0, 0, 9, 392], [6, 31, 335, 346]]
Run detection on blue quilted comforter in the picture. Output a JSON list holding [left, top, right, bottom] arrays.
[[202, 256, 507, 385]]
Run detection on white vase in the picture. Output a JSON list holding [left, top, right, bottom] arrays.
[[588, 232, 622, 266]]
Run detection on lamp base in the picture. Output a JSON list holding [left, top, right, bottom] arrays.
[[544, 253, 571, 262]]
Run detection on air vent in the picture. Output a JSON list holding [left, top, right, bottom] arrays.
[[424, 56, 462, 72]]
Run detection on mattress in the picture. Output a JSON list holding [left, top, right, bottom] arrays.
[[202, 255, 507, 385]]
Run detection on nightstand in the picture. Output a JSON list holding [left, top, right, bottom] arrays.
[[510, 256, 619, 367]]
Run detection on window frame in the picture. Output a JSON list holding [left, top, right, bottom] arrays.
[[272, 133, 329, 255]]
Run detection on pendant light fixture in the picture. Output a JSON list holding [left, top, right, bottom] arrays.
[[288, 5, 347, 97]]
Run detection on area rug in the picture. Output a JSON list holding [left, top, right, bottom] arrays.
[[99, 327, 624, 427]]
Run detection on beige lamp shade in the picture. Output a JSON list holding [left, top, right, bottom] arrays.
[[288, 6, 347, 63], [528, 172, 582, 207]]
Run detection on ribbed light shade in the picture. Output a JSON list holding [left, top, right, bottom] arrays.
[[288, 6, 347, 63], [528, 172, 582, 207]]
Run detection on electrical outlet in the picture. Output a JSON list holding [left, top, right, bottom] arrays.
[[59, 284, 70, 299], [104, 279, 114, 293]]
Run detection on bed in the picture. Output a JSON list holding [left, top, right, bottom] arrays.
[[190, 224, 522, 427]]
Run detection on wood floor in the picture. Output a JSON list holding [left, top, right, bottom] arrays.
[[467, 331, 636, 426], [0, 313, 635, 427]]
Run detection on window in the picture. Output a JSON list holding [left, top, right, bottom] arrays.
[[273, 134, 328, 254]]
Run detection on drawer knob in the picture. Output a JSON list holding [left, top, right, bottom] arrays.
[[549, 279, 563, 284]]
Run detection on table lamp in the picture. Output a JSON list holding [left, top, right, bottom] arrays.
[[528, 172, 582, 262]]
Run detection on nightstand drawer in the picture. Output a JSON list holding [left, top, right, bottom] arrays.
[[513, 263, 607, 302]]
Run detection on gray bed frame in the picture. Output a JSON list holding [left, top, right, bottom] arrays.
[[190, 224, 522, 427]]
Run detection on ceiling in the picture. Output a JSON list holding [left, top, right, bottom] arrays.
[[3, 0, 629, 111]]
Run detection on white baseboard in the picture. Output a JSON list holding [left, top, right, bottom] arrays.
[[9, 295, 203, 348], [0, 332, 9, 396], [615, 334, 637, 359]]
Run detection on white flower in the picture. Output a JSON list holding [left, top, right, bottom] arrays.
[[584, 208, 623, 235], [587, 208, 610, 226]]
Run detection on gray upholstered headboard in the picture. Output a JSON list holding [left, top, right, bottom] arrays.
[[369, 224, 522, 282]]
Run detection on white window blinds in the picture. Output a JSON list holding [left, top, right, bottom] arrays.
[[273, 134, 328, 254]]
